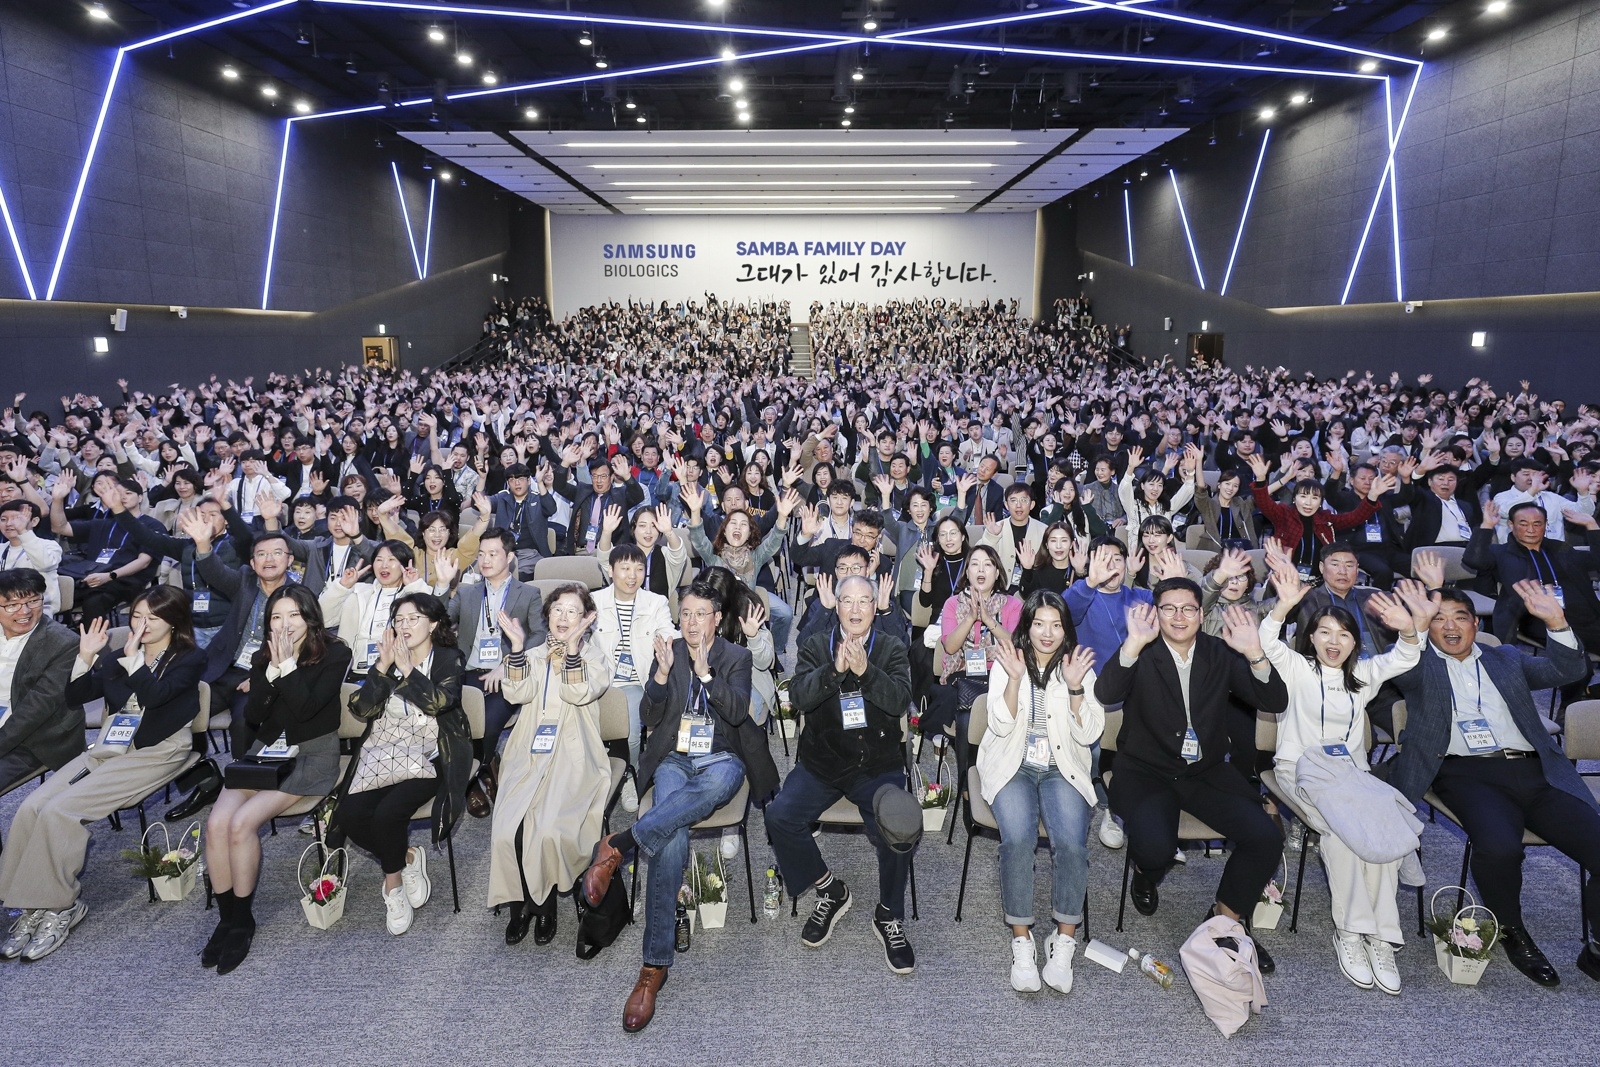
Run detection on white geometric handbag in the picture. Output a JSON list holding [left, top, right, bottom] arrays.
[[349, 698, 438, 794]]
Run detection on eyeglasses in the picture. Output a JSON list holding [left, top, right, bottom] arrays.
[[391, 614, 428, 626], [1157, 604, 1201, 619], [0, 596, 43, 615], [681, 610, 718, 622]]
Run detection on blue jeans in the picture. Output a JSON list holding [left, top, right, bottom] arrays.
[[765, 762, 913, 920], [635, 752, 747, 967], [194, 625, 222, 649], [766, 595, 793, 656], [617, 683, 644, 767], [990, 762, 1093, 927]]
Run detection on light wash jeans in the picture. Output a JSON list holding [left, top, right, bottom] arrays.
[[990, 761, 1093, 927]]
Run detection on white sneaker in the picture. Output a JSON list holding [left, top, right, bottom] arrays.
[[1334, 930, 1375, 989], [620, 778, 639, 813], [1009, 934, 1042, 992], [2, 910, 46, 959], [1172, 847, 1187, 864], [20, 901, 87, 962], [384, 885, 414, 935], [400, 847, 431, 909], [1365, 936, 1401, 995], [721, 827, 740, 859], [1042, 932, 1076, 994], [1097, 812, 1125, 849]]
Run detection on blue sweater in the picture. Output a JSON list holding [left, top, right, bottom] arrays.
[[1065, 580, 1153, 670]]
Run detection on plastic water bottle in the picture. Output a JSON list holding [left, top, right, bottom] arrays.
[[1129, 948, 1174, 988], [763, 868, 782, 919]]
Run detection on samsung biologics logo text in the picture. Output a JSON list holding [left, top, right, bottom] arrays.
[[601, 242, 696, 277]]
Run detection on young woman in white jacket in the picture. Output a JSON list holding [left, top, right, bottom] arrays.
[[1259, 557, 1437, 996], [979, 589, 1104, 995]]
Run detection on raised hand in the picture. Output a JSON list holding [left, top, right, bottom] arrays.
[[993, 639, 1027, 681], [1017, 540, 1038, 570], [984, 517, 1003, 540], [431, 549, 459, 588], [1125, 543, 1146, 577], [1216, 547, 1252, 584], [1220, 605, 1265, 659], [1061, 644, 1096, 689], [798, 503, 821, 540], [915, 542, 939, 574], [740, 599, 768, 637], [1368, 473, 1398, 500], [1411, 549, 1445, 590], [679, 479, 705, 517], [339, 561, 371, 589], [1365, 590, 1415, 633], [402, 562, 420, 587], [652, 631, 675, 683], [1246, 452, 1271, 483], [177, 506, 214, 552], [78, 617, 111, 663], [1513, 578, 1568, 625], [1393, 579, 1440, 631], [1268, 557, 1306, 612], [776, 488, 803, 519], [816, 573, 837, 609], [1480, 500, 1500, 530], [1124, 602, 1160, 650], [601, 503, 624, 534]]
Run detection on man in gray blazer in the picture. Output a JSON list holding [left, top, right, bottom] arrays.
[[0, 570, 83, 785], [447, 527, 545, 816], [1387, 583, 1600, 987]]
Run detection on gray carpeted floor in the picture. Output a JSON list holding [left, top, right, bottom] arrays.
[[3, 732, 1596, 1067]]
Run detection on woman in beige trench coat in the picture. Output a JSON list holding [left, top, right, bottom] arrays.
[[486, 582, 612, 946]]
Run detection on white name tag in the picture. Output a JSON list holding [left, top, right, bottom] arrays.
[[1456, 522, 1472, 538], [1024, 732, 1051, 769], [1011, 562, 1023, 587], [191, 591, 211, 614], [965, 648, 988, 676], [358, 640, 380, 669], [258, 733, 298, 759], [531, 721, 558, 754], [477, 634, 502, 666], [840, 691, 866, 730], [677, 714, 713, 755], [1180, 727, 1202, 763], [235, 638, 261, 669], [104, 713, 140, 747], [1457, 717, 1499, 754]]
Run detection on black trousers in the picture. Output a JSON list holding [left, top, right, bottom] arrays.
[[333, 777, 439, 874], [78, 575, 147, 623], [1432, 756, 1600, 930], [1109, 757, 1283, 918], [209, 665, 254, 753], [1355, 546, 1396, 590]]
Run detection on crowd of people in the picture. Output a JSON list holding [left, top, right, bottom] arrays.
[[0, 290, 1597, 1032]]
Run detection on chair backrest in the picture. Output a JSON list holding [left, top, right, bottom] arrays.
[[458, 507, 480, 531], [108, 625, 130, 651], [1474, 633, 1501, 648], [531, 578, 577, 605], [1416, 545, 1473, 583], [534, 555, 607, 590], [1391, 698, 1407, 740], [994, 472, 1015, 491], [1254, 710, 1280, 753], [597, 687, 630, 743], [1184, 524, 1207, 550], [1182, 548, 1218, 574], [191, 680, 211, 732], [1562, 699, 1600, 761], [968, 693, 988, 746], [339, 682, 367, 738], [460, 683, 485, 742], [1100, 707, 1122, 752], [1202, 469, 1221, 490], [58, 575, 74, 614], [1244, 550, 1267, 583], [966, 524, 986, 546]]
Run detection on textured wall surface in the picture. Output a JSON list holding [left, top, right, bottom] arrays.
[[1075, 0, 1600, 308], [0, 7, 508, 310]]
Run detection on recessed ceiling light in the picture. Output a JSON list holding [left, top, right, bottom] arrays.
[[844, 104, 855, 114], [427, 24, 445, 42], [456, 52, 473, 66], [261, 85, 278, 98], [1260, 107, 1276, 120], [1427, 27, 1448, 40], [294, 99, 311, 113], [841, 118, 852, 126], [1290, 92, 1306, 104], [439, 170, 453, 181], [482, 70, 498, 85], [728, 77, 744, 92], [524, 107, 539, 119], [221, 65, 239, 80], [578, 29, 593, 47], [1359, 60, 1378, 72], [89, 3, 111, 21]]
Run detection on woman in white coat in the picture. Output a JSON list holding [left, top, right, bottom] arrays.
[[979, 589, 1104, 995], [1259, 556, 1435, 996], [487, 583, 611, 947], [317, 539, 431, 674]]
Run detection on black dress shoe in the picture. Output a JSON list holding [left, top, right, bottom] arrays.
[[1500, 924, 1560, 986], [1577, 942, 1600, 982], [533, 910, 557, 945], [215, 926, 254, 976], [1130, 867, 1159, 916], [200, 919, 230, 968], [165, 769, 223, 821], [505, 904, 532, 946], [1252, 935, 1276, 975]]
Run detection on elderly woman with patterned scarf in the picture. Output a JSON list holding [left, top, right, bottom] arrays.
[[681, 479, 799, 588]]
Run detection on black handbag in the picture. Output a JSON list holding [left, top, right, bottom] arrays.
[[224, 755, 297, 791]]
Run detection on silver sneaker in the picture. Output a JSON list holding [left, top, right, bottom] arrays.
[[1, 910, 44, 959], [21, 901, 88, 962]]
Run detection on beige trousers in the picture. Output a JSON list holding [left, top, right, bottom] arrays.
[[0, 732, 193, 911]]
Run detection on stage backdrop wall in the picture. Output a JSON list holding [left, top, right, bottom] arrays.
[[547, 214, 1037, 321]]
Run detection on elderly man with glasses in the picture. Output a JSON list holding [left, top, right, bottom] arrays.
[[1094, 576, 1289, 973], [0, 569, 83, 791]]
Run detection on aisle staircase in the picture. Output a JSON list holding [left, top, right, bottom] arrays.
[[789, 324, 815, 378]]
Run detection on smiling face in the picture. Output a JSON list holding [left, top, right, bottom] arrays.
[[1154, 586, 1201, 645], [936, 520, 965, 555], [836, 575, 875, 639], [723, 512, 752, 547], [251, 537, 291, 584], [1293, 486, 1324, 517], [422, 517, 451, 551], [128, 598, 174, 647], [613, 558, 644, 597], [967, 551, 998, 593], [1428, 597, 1478, 659], [1309, 615, 1358, 668], [372, 547, 405, 587], [547, 591, 590, 642], [270, 596, 308, 649], [1029, 604, 1065, 657]]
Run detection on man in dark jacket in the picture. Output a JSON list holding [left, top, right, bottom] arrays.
[[765, 575, 917, 974], [0, 570, 82, 783], [564, 455, 645, 556], [1094, 577, 1287, 972], [108, 489, 251, 646], [583, 579, 776, 1035]]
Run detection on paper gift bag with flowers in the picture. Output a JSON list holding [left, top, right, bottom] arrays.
[[1427, 887, 1499, 986], [691, 850, 728, 929], [915, 762, 949, 833], [1252, 854, 1288, 931], [298, 843, 350, 930], [122, 821, 201, 902]]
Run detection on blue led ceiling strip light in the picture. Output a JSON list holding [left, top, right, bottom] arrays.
[[391, 162, 424, 279], [1124, 188, 1135, 267], [259, 119, 293, 309], [1340, 67, 1421, 305], [423, 179, 435, 278], [1220, 128, 1271, 297], [1386, 77, 1404, 301], [1169, 169, 1206, 289], [0, 169, 38, 300]]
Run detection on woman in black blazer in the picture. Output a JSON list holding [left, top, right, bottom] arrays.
[[0, 587, 203, 964], [202, 585, 353, 975]]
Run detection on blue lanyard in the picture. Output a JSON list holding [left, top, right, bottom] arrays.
[[687, 676, 712, 718], [1095, 589, 1129, 643], [1529, 548, 1560, 588], [942, 558, 966, 591], [1448, 658, 1484, 721], [1317, 670, 1356, 743], [829, 626, 877, 663]]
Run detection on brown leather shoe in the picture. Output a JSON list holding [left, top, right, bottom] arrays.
[[483, 757, 500, 802], [623, 965, 668, 1033], [465, 774, 492, 819], [583, 834, 624, 907]]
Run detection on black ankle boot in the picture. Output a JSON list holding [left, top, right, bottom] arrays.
[[216, 893, 255, 976], [202, 890, 235, 968], [505, 901, 533, 945]]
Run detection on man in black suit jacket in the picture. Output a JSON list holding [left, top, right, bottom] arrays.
[[582, 579, 777, 1034], [1095, 577, 1288, 970], [564, 455, 644, 556], [1401, 464, 1484, 553], [0, 570, 83, 782]]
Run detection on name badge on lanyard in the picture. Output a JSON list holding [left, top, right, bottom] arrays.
[[1321, 741, 1354, 762], [1180, 727, 1202, 763], [357, 640, 380, 670], [191, 591, 211, 614], [1024, 732, 1051, 769], [677, 713, 713, 755], [585, 524, 600, 550], [96, 549, 116, 565], [236, 637, 261, 669], [965, 648, 988, 677], [258, 733, 298, 759], [1010, 561, 1024, 587], [840, 691, 867, 729], [103, 712, 141, 747], [1456, 717, 1499, 754], [477, 634, 502, 666], [614, 649, 635, 682], [1456, 521, 1472, 539], [1548, 583, 1566, 607], [531, 719, 559, 754], [1364, 519, 1383, 543]]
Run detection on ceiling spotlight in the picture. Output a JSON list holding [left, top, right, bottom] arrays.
[[221, 65, 239, 80], [482, 70, 498, 85], [977, 60, 990, 76], [964, 80, 975, 95], [728, 77, 745, 92], [1142, 29, 1155, 43], [1025, 0, 1039, 8], [734, 98, 748, 108], [863, 18, 878, 31], [345, 57, 358, 75], [296, 29, 310, 45], [1089, 74, 1100, 88], [852, 66, 865, 81], [1260, 107, 1276, 120], [625, 96, 637, 109], [594, 53, 609, 69], [1359, 59, 1378, 72], [427, 23, 445, 42], [294, 99, 311, 113], [422, 160, 432, 170], [721, 46, 736, 61], [738, 112, 751, 123], [1139, 168, 1148, 177], [844, 104, 856, 114], [1208, 133, 1217, 145], [1290, 92, 1306, 104], [261, 84, 278, 98], [439, 170, 453, 181], [637, 113, 648, 123], [524, 107, 538, 119], [578, 29, 593, 47], [1486, 0, 1509, 11], [1331, 1, 1348, 10], [1426, 27, 1448, 40], [841, 118, 852, 127], [1158, 105, 1169, 117], [456, 52, 472, 66], [1256, 42, 1272, 56], [89, 3, 111, 20]]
